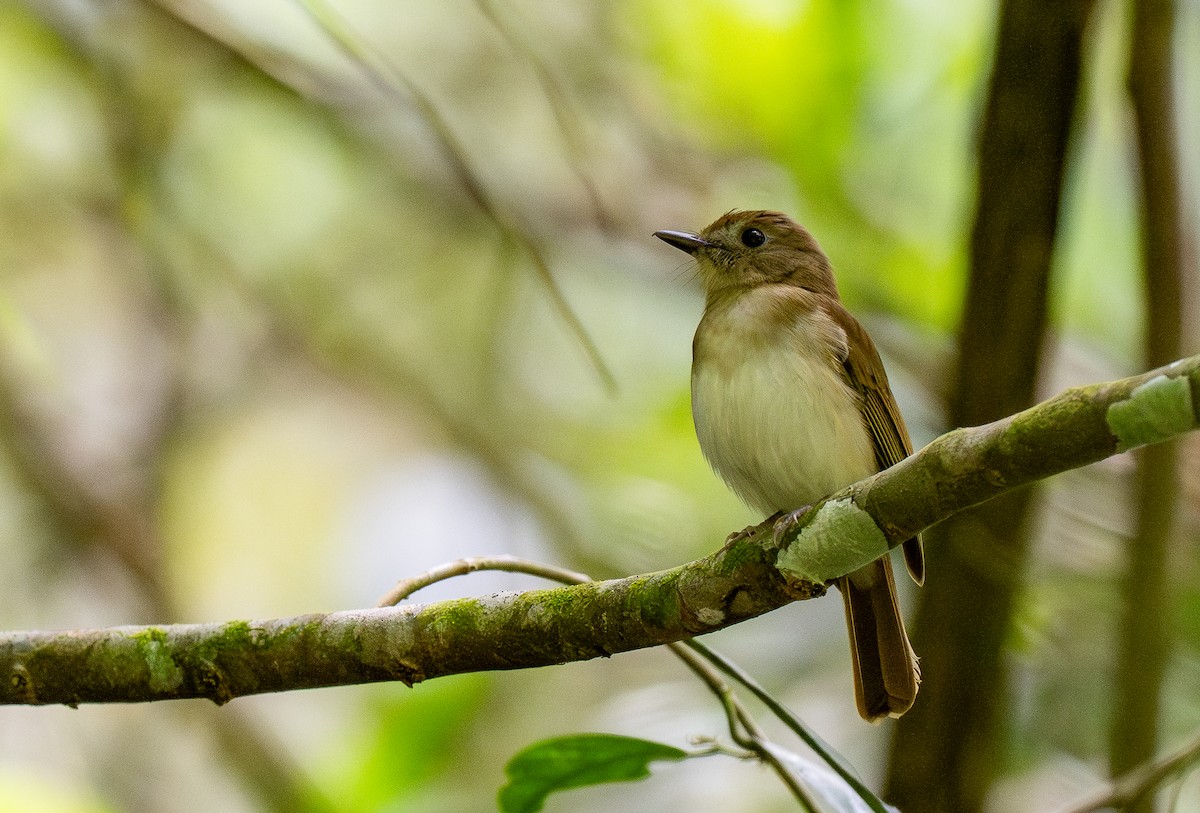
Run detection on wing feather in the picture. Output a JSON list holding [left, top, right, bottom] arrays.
[[825, 302, 925, 585]]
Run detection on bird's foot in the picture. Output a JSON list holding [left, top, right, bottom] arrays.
[[722, 510, 790, 550], [771, 505, 813, 548], [722, 523, 760, 549]]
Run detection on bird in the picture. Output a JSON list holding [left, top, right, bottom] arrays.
[[654, 209, 923, 721]]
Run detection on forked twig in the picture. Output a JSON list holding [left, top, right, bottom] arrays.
[[379, 554, 888, 812]]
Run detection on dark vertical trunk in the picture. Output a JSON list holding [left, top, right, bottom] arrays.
[[1110, 1, 1187, 806], [884, 0, 1096, 810]]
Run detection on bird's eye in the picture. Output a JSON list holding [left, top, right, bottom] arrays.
[[740, 228, 766, 248]]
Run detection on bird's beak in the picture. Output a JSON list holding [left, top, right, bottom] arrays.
[[654, 230, 711, 254]]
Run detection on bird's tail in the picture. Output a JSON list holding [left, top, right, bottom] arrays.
[[839, 555, 920, 722]]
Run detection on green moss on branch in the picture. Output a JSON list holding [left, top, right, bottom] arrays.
[[0, 355, 1197, 706]]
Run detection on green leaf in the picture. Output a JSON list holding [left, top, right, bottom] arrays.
[[497, 734, 688, 813]]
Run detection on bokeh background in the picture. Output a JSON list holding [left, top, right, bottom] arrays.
[[0, 0, 1198, 811]]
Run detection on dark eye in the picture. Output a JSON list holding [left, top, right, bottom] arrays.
[[740, 228, 766, 248]]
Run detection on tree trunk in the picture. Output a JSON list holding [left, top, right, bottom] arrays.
[[884, 0, 1096, 809], [1110, 1, 1187, 808]]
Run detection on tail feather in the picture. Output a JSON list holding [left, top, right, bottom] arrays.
[[839, 555, 920, 722]]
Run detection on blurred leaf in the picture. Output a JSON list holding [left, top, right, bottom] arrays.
[[496, 733, 688, 813], [0, 768, 113, 813], [320, 675, 492, 812], [1178, 588, 1200, 648], [632, 0, 860, 166]]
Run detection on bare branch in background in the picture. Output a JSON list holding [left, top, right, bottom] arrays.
[[1068, 732, 1200, 813], [472, 0, 617, 230], [296, 0, 617, 392], [141, 0, 618, 392], [1, 4, 347, 810]]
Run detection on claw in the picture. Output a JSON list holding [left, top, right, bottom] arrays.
[[723, 523, 759, 548], [771, 505, 813, 547]]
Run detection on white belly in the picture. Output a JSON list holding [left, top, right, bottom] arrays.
[[691, 308, 877, 517]]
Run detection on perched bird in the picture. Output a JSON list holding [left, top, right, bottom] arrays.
[[655, 210, 923, 721]]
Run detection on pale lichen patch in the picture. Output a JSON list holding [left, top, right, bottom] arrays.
[[775, 497, 888, 584], [1107, 374, 1196, 452]]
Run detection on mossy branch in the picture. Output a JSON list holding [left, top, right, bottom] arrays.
[[2, 355, 1198, 706]]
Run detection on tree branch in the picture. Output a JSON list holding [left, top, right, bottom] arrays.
[[2, 356, 1198, 706]]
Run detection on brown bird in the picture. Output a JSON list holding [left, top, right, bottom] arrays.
[[655, 210, 923, 721]]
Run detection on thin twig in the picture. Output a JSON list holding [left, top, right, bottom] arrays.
[[380, 553, 886, 812], [294, 0, 617, 393], [471, 0, 615, 229], [686, 639, 887, 813], [668, 641, 817, 809], [1064, 732, 1200, 813], [377, 554, 591, 607]]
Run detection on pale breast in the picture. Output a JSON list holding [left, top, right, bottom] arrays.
[[691, 292, 878, 517]]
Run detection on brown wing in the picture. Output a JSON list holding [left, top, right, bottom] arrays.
[[826, 302, 925, 585]]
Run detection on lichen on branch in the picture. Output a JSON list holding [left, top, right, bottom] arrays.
[[1, 354, 1198, 707]]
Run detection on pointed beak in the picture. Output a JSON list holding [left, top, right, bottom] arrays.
[[653, 230, 712, 255]]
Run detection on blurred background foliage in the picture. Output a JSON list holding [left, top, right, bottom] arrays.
[[0, 0, 1197, 811]]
